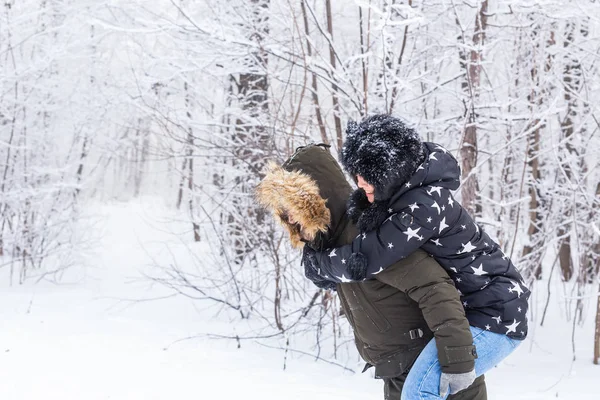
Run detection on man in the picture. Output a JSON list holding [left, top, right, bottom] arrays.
[[257, 144, 486, 399]]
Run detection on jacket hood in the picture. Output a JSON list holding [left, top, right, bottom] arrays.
[[389, 142, 461, 200], [341, 114, 462, 202], [256, 144, 353, 249], [346, 142, 462, 232]]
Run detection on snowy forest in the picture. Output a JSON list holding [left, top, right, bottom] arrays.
[[1, 0, 600, 389]]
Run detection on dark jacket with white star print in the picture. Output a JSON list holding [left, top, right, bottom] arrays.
[[312, 142, 531, 340]]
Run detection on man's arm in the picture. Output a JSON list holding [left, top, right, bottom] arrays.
[[374, 250, 476, 374]]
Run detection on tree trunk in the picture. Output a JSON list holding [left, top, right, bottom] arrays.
[[388, 0, 412, 114], [184, 81, 200, 242], [458, 0, 487, 217], [585, 181, 600, 282], [557, 22, 585, 282], [75, 137, 88, 198], [595, 283, 600, 365], [228, 0, 272, 262], [300, 0, 328, 145], [521, 27, 554, 280], [325, 0, 343, 151], [522, 126, 543, 277], [358, 4, 369, 114], [188, 145, 200, 242], [176, 157, 188, 210]]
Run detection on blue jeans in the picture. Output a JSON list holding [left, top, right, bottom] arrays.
[[400, 327, 521, 400]]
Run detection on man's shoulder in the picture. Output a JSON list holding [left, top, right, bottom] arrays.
[[376, 249, 434, 276], [375, 249, 448, 288]]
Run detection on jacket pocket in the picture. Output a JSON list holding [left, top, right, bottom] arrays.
[[373, 347, 423, 379], [351, 285, 392, 333]]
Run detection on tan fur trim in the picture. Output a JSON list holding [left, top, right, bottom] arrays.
[[256, 162, 330, 248]]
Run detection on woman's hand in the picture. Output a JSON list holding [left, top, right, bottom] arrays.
[[302, 246, 336, 291]]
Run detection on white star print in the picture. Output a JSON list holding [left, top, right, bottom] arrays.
[[458, 241, 477, 254], [405, 182, 412, 188], [435, 145, 449, 153], [404, 227, 422, 242], [471, 255, 476, 260], [463, 301, 468, 307], [461, 225, 467, 230], [431, 238, 443, 247], [474, 223, 480, 233], [373, 267, 385, 275], [441, 205, 446, 211], [457, 288, 463, 296], [439, 217, 449, 233], [431, 201, 441, 215], [471, 264, 488, 276], [485, 325, 491, 331], [417, 164, 425, 171], [385, 214, 395, 223], [429, 152, 438, 161], [388, 208, 393, 213], [484, 242, 489, 247], [329, 249, 337, 258], [409, 202, 419, 212], [492, 316, 502, 324], [362, 233, 367, 240], [450, 267, 457, 273], [428, 186, 443, 197], [456, 277, 462, 283], [501, 254, 507, 261], [341, 258, 346, 264], [505, 319, 521, 334], [508, 280, 525, 297], [448, 197, 454, 207], [518, 307, 522, 313], [388, 243, 394, 249], [427, 217, 432, 223], [337, 274, 353, 283]]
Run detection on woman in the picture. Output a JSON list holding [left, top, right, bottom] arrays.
[[305, 115, 530, 399]]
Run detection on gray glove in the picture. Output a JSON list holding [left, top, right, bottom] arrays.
[[439, 370, 476, 397]]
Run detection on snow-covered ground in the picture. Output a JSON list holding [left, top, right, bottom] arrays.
[[0, 200, 597, 399]]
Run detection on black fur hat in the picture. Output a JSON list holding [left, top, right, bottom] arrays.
[[341, 114, 425, 201]]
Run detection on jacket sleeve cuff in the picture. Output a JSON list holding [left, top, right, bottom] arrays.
[[439, 345, 477, 374]]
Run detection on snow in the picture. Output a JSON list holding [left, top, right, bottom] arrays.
[[0, 199, 597, 400]]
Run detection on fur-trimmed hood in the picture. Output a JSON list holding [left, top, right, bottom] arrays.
[[256, 161, 330, 248], [256, 144, 353, 249]]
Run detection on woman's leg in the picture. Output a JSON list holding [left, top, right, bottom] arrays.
[[400, 327, 520, 400], [387, 373, 486, 400]]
